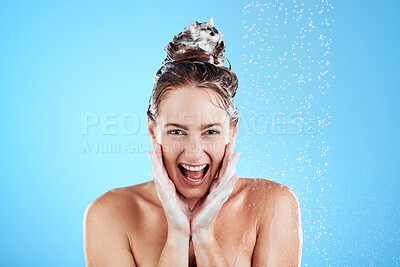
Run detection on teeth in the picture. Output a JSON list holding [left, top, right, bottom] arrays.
[[181, 163, 207, 171], [185, 176, 202, 182]]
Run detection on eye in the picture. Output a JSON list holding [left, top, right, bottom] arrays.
[[204, 129, 220, 135], [167, 129, 185, 135]]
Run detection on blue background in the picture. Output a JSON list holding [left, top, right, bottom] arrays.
[[0, 0, 399, 266]]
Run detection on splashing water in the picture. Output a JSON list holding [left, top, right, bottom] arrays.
[[238, 0, 334, 265]]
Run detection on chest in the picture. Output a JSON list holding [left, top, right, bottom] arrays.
[[187, 228, 255, 266], [130, 204, 257, 266]]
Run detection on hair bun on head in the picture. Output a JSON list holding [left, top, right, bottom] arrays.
[[149, 18, 239, 126], [163, 18, 226, 66]]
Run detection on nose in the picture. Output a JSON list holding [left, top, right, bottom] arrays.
[[184, 136, 204, 162]]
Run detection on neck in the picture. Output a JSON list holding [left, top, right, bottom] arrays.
[[187, 198, 200, 210]]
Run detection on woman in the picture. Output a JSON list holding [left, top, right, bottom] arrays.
[[84, 19, 302, 266]]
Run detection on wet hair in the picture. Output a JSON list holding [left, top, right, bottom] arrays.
[[147, 19, 239, 127]]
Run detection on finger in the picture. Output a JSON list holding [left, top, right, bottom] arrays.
[[225, 151, 240, 176], [231, 138, 236, 151], [218, 142, 234, 179], [150, 144, 168, 177], [214, 174, 240, 202], [226, 174, 240, 190], [178, 193, 190, 212], [219, 174, 240, 204], [149, 170, 165, 192], [150, 171, 167, 198], [208, 150, 240, 196], [148, 150, 165, 178], [152, 146, 165, 167], [209, 177, 220, 193], [220, 151, 240, 188], [148, 152, 171, 193], [151, 171, 177, 207], [155, 143, 162, 161], [147, 150, 160, 171], [155, 143, 170, 176], [209, 152, 237, 195]]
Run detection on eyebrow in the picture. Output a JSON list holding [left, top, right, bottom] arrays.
[[164, 123, 223, 130]]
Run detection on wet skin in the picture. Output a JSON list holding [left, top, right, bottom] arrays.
[[84, 87, 302, 266]]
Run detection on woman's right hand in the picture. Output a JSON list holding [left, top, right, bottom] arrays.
[[148, 143, 191, 238]]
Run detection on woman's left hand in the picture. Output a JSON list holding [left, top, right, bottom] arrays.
[[190, 142, 240, 238]]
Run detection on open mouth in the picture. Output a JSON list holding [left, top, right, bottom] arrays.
[[178, 163, 210, 184]]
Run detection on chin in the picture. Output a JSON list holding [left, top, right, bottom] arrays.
[[178, 186, 209, 200]]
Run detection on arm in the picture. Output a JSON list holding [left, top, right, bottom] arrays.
[[148, 144, 191, 266], [191, 233, 229, 266], [83, 192, 136, 267], [252, 186, 302, 266], [157, 230, 189, 266]]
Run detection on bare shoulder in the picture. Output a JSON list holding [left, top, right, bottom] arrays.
[[234, 178, 301, 227], [240, 178, 302, 265], [84, 181, 159, 227], [83, 182, 158, 267], [235, 177, 300, 205], [84, 185, 137, 218]]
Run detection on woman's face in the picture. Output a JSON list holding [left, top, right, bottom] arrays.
[[148, 86, 237, 202]]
